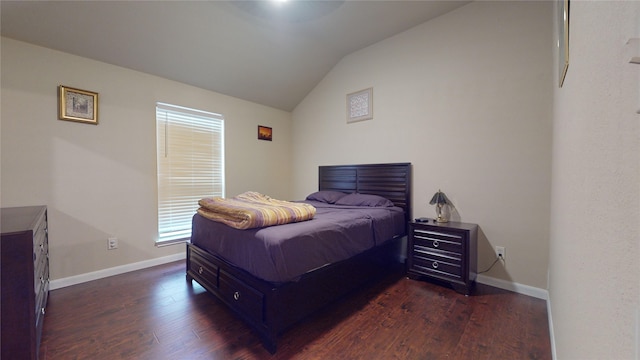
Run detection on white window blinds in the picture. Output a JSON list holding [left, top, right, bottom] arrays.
[[156, 103, 225, 244]]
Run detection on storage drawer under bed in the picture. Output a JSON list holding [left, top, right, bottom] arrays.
[[187, 244, 266, 326], [219, 270, 265, 324], [188, 250, 219, 290]]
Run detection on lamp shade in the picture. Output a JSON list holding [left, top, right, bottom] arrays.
[[429, 190, 451, 206]]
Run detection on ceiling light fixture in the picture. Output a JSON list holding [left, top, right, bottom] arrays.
[[232, 1, 344, 23]]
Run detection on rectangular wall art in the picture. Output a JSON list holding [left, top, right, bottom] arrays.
[[258, 125, 272, 141], [58, 85, 99, 125], [346, 87, 373, 123]]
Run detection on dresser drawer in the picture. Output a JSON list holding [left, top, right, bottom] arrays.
[[32, 212, 47, 246], [189, 252, 218, 290], [35, 262, 49, 326], [34, 241, 48, 293], [32, 223, 47, 266], [34, 263, 47, 295], [219, 270, 265, 324]]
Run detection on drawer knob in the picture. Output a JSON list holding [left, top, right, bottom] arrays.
[[432, 261, 439, 269], [433, 240, 439, 248], [233, 291, 240, 301], [198, 266, 203, 275]]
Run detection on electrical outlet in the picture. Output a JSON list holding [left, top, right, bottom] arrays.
[[496, 246, 505, 260], [108, 237, 118, 250]]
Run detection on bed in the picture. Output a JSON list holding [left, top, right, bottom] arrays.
[[186, 162, 412, 353]]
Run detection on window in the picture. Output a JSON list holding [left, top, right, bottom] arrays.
[[156, 102, 225, 245]]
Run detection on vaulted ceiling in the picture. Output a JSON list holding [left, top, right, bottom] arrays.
[[1, 1, 470, 111]]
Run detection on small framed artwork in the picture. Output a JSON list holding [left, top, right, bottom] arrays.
[[258, 125, 272, 141], [58, 85, 99, 125], [346, 87, 373, 123]]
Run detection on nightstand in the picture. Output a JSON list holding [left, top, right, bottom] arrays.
[[407, 220, 478, 295]]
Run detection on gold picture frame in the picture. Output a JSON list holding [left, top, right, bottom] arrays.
[[558, 0, 569, 87], [346, 87, 373, 123], [58, 85, 99, 125]]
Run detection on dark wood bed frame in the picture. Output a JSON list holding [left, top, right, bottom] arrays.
[[186, 163, 411, 353]]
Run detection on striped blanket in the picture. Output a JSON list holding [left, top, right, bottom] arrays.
[[197, 191, 316, 230]]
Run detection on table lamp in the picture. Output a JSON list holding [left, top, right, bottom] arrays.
[[429, 190, 452, 223]]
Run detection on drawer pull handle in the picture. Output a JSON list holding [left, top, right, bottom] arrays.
[[233, 291, 240, 301], [433, 240, 439, 248], [198, 266, 203, 275], [432, 261, 439, 269]]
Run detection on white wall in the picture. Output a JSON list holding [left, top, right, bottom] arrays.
[[1, 38, 292, 281], [549, 1, 640, 359], [292, 1, 553, 290]]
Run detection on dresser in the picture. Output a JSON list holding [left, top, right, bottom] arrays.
[[407, 220, 477, 295], [1, 206, 49, 360]]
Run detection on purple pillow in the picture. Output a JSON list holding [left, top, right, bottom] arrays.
[[305, 191, 348, 204], [334, 193, 394, 207]]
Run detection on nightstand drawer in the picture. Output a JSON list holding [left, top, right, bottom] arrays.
[[412, 231, 462, 254], [413, 228, 463, 242], [411, 251, 462, 279]]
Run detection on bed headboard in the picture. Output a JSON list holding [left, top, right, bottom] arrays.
[[318, 162, 412, 224]]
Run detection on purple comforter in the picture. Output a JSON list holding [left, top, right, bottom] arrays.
[[190, 201, 405, 283]]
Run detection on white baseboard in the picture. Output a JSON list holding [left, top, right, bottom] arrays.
[[476, 274, 548, 300], [477, 273, 555, 359], [49, 252, 186, 290], [52, 256, 548, 298], [477, 275, 555, 359]]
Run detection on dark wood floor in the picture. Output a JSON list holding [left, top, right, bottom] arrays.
[[39, 261, 551, 359]]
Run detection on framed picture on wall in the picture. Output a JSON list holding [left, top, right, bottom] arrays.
[[346, 87, 373, 123], [258, 125, 272, 141], [58, 85, 99, 124]]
